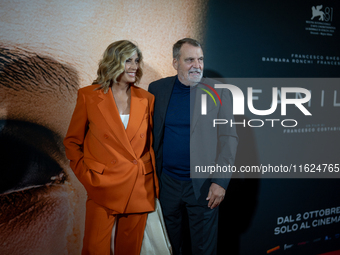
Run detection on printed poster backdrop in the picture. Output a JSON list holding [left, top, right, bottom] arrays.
[[0, 0, 340, 255], [0, 1, 206, 254]]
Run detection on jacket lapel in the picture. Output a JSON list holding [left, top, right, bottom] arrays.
[[125, 86, 147, 142], [152, 77, 175, 153], [191, 83, 203, 134], [191, 80, 216, 135], [159, 76, 176, 129], [96, 88, 136, 157]]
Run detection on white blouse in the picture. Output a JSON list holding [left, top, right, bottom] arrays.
[[120, 114, 129, 129]]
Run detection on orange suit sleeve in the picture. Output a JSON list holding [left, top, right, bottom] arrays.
[[63, 89, 88, 179]]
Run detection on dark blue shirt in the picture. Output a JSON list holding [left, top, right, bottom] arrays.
[[162, 77, 191, 180]]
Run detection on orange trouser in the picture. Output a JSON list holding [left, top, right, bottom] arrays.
[[82, 198, 147, 255]]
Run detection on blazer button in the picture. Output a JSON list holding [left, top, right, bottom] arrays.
[[111, 160, 116, 164], [104, 134, 109, 139], [140, 133, 145, 138], [132, 160, 137, 165]]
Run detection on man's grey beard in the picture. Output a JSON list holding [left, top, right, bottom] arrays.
[[188, 68, 203, 85]]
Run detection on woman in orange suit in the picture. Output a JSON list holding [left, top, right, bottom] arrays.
[[63, 40, 159, 255]]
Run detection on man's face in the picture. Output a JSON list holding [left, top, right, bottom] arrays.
[[173, 43, 204, 86]]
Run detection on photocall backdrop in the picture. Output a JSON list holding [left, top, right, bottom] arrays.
[[203, 1, 340, 255], [0, 0, 339, 255]]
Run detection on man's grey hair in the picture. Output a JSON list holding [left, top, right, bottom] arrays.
[[172, 38, 202, 60]]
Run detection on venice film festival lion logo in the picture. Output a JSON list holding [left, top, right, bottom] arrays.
[[311, 5, 325, 21]]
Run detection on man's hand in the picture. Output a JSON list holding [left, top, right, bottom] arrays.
[[206, 183, 226, 209]]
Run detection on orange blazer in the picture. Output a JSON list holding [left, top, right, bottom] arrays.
[[63, 84, 159, 214]]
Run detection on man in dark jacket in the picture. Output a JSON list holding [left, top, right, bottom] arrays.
[[148, 38, 238, 255]]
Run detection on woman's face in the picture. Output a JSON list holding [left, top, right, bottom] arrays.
[[119, 51, 140, 85], [0, 0, 206, 254]]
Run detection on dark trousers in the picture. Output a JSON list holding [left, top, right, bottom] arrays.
[[159, 173, 219, 255]]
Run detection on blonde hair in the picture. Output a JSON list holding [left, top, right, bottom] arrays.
[[93, 40, 143, 93]]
